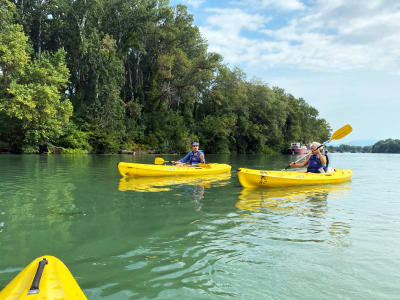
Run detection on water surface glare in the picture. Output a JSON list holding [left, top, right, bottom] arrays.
[[0, 153, 399, 299]]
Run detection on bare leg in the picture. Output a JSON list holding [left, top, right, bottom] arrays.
[[173, 162, 191, 167]]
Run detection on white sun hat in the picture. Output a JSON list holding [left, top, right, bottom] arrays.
[[310, 142, 322, 149]]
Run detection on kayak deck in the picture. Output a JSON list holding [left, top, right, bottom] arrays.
[[118, 162, 231, 177], [0, 255, 87, 300], [237, 168, 353, 188]]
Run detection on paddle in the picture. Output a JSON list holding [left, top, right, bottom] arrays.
[[283, 124, 353, 170], [154, 157, 171, 165], [154, 157, 210, 168]]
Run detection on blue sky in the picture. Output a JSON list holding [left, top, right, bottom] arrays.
[[170, 0, 399, 145]]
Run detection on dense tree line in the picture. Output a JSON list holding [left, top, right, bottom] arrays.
[[371, 139, 400, 153], [327, 145, 372, 153], [0, 0, 331, 154], [328, 139, 400, 154]]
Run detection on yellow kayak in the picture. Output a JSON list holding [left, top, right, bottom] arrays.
[[118, 162, 231, 177], [119, 173, 231, 192], [237, 168, 353, 188], [0, 256, 86, 300]]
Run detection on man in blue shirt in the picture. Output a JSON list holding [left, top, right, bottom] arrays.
[[172, 142, 205, 166]]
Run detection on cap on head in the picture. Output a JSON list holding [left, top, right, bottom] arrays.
[[192, 142, 199, 146]]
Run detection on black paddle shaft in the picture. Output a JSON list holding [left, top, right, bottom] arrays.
[[27, 258, 48, 295]]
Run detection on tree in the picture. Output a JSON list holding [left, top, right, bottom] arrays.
[[0, 0, 72, 152], [4, 0, 332, 154], [372, 139, 400, 153]]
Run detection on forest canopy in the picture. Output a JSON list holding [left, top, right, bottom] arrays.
[[0, 0, 331, 154]]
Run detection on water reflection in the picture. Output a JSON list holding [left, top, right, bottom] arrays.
[[236, 185, 353, 246], [0, 179, 81, 273], [236, 185, 351, 213], [118, 174, 231, 193], [118, 174, 230, 212], [182, 185, 204, 211]]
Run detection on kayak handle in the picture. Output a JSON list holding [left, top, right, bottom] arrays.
[[27, 258, 48, 295]]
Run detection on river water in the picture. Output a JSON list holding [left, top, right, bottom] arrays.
[[0, 153, 399, 299]]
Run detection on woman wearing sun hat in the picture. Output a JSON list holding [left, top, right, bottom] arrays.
[[290, 142, 327, 173]]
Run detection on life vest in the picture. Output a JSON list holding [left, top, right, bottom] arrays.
[[180, 150, 205, 165], [307, 154, 327, 173]]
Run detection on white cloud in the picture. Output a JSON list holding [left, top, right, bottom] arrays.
[[199, 0, 400, 73], [200, 8, 271, 64], [192, 0, 400, 140], [205, 8, 269, 32], [231, 0, 305, 11]]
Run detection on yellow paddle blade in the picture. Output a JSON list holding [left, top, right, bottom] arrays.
[[154, 157, 165, 165], [330, 124, 352, 141]]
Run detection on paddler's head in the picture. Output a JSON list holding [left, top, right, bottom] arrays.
[[192, 141, 199, 152], [310, 142, 322, 154]]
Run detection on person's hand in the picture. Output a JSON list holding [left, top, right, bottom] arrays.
[[171, 161, 176, 164], [312, 148, 320, 154], [290, 162, 296, 167]]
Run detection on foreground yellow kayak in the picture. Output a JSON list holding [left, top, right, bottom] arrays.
[[119, 173, 231, 192], [118, 162, 231, 177], [237, 168, 353, 188], [0, 256, 86, 300]]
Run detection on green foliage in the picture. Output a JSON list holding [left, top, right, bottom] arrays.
[[0, 139, 9, 152], [88, 129, 121, 154], [200, 114, 237, 153], [0, 0, 29, 88], [372, 139, 400, 153], [21, 145, 40, 154], [59, 148, 89, 154], [77, 32, 125, 129], [327, 144, 373, 153], [57, 123, 91, 151], [144, 111, 190, 153], [329, 140, 400, 154], [2, 49, 73, 148], [327, 145, 371, 153], [1, 0, 334, 154], [0, 1, 72, 153]]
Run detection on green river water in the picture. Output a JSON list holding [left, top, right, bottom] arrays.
[[0, 153, 399, 299]]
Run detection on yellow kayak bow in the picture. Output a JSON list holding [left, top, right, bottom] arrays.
[[0, 255, 87, 300]]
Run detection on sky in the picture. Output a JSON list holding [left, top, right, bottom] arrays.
[[169, 0, 399, 145]]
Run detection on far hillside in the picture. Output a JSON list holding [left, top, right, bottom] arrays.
[[327, 139, 400, 153]]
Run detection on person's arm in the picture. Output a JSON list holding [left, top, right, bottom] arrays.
[[171, 152, 190, 164], [315, 149, 327, 165], [290, 157, 309, 168], [178, 152, 190, 163], [200, 153, 205, 163]]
